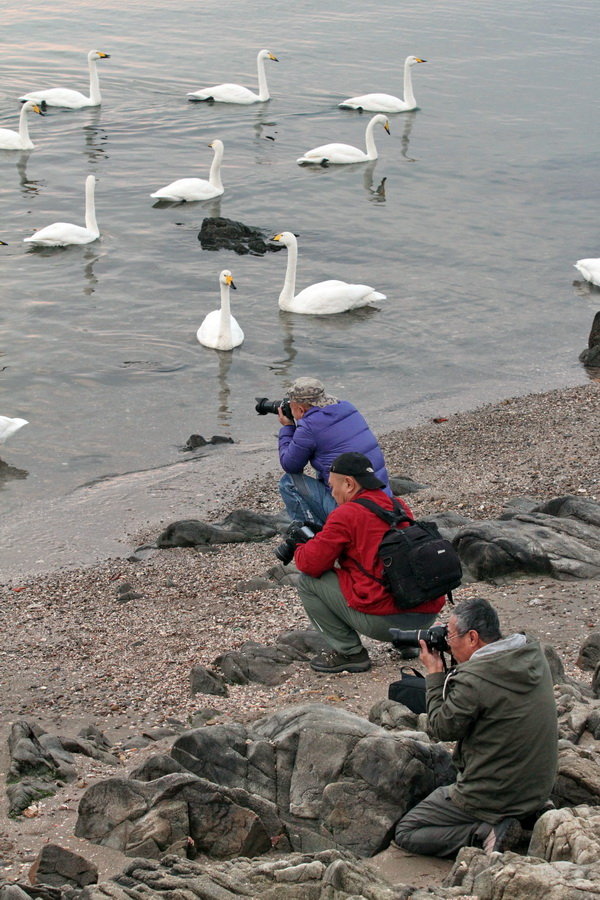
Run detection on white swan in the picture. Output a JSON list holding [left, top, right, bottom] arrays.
[[197, 270, 244, 350], [24, 174, 99, 246], [0, 102, 45, 150], [151, 140, 225, 202], [272, 232, 386, 314], [574, 258, 600, 288], [187, 49, 279, 104], [19, 50, 111, 109], [297, 114, 390, 165], [0, 417, 28, 444], [339, 56, 427, 113]]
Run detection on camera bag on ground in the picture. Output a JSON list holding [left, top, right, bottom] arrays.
[[350, 497, 463, 609], [388, 666, 427, 713]]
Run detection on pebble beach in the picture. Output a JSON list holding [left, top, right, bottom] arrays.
[[1, 380, 599, 881]]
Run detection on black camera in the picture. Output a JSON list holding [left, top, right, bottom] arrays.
[[255, 396, 293, 421], [389, 625, 450, 655], [274, 520, 318, 565]]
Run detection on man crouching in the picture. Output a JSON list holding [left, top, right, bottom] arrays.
[[394, 597, 558, 856]]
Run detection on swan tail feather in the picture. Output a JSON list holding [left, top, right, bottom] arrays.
[[367, 291, 386, 302]]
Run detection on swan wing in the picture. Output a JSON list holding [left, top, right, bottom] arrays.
[[187, 83, 259, 104], [19, 88, 91, 108], [339, 93, 410, 113], [24, 222, 97, 246], [285, 280, 385, 315], [0, 416, 28, 444], [0, 128, 25, 150], [297, 142, 367, 165], [197, 310, 244, 350], [574, 258, 600, 287], [151, 178, 221, 201]]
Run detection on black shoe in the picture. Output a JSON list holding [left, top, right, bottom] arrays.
[[310, 647, 371, 673], [483, 818, 522, 854], [398, 647, 420, 660]]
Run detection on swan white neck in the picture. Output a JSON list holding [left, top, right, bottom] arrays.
[[84, 177, 99, 235], [279, 236, 298, 308], [364, 118, 381, 160], [209, 144, 224, 190], [18, 104, 34, 148], [403, 58, 416, 108], [218, 281, 233, 342], [88, 55, 102, 104], [256, 52, 270, 101]]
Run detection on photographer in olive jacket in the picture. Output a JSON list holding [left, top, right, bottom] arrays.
[[394, 597, 558, 857]]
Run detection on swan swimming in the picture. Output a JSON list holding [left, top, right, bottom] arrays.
[[151, 140, 225, 202], [574, 258, 600, 288], [339, 56, 427, 113], [0, 417, 28, 444], [0, 101, 45, 150], [20, 50, 111, 109], [24, 174, 100, 246], [197, 270, 244, 350], [297, 114, 390, 165], [272, 232, 386, 314], [187, 49, 279, 104]]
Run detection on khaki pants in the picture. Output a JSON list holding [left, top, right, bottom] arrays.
[[297, 570, 437, 655]]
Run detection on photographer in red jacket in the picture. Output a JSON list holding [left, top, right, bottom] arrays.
[[294, 452, 446, 673]]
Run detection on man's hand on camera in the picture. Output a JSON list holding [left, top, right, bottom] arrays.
[[419, 639, 444, 674], [277, 406, 294, 426]]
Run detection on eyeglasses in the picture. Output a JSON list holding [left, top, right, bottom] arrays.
[[446, 630, 465, 643]]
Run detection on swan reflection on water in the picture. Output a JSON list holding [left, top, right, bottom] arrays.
[[215, 349, 233, 425], [0, 458, 29, 486], [83, 107, 109, 163], [14, 151, 41, 197]]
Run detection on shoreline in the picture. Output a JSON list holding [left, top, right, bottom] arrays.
[[1, 380, 599, 883]]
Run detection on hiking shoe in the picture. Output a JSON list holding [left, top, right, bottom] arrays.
[[310, 647, 372, 673], [483, 818, 522, 854]]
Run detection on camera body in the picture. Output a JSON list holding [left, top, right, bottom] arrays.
[[389, 624, 450, 655], [274, 521, 318, 565], [255, 396, 293, 421]]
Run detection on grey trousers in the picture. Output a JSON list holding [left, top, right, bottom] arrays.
[[297, 570, 437, 655], [394, 785, 491, 858]]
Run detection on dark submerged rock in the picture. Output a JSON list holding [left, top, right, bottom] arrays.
[[198, 217, 283, 256]]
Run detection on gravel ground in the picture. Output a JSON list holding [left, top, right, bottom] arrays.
[[1, 381, 599, 883]]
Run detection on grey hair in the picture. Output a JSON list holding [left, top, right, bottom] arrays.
[[453, 597, 502, 643]]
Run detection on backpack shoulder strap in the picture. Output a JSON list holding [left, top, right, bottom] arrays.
[[352, 496, 413, 526]]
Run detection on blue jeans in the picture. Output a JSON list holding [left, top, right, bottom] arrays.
[[279, 473, 337, 527]]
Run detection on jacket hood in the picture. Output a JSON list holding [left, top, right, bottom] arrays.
[[458, 636, 547, 694]]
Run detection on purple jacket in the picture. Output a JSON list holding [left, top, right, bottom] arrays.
[[278, 400, 391, 495]]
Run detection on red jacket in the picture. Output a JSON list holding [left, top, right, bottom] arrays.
[[294, 489, 446, 617]]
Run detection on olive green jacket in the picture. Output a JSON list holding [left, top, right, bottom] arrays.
[[426, 635, 557, 823]]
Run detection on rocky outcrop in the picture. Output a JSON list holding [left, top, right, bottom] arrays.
[[453, 495, 600, 581], [154, 509, 290, 549], [444, 845, 600, 898], [579, 310, 600, 368], [75, 703, 455, 860], [198, 217, 284, 256], [529, 805, 600, 865], [29, 843, 98, 888]]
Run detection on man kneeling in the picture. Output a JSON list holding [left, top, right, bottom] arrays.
[[394, 597, 558, 857], [293, 452, 445, 674]]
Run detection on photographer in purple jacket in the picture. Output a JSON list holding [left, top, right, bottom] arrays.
[[277, 376, 391, 526]]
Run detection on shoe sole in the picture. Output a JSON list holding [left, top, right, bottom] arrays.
[[310, 661, 372, 673]]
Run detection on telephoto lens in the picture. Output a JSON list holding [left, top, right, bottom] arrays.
[[254, 397, 293, 419]]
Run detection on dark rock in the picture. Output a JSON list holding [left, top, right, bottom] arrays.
[[6, 779, 59, 818], [501, 496, 542, 517], [276, 629, 332, 657], [388, 475, 428, 495], [181, 434, 235, 451], [155, 508, 288, 549], [368, 699, 420, 732], [543, 644, 568, 685], [29, 843, 98, 888], [189, 707, 222, 727], [56, 736, 117, 766], [552, 741, 600, 807], [214, 640, 307, 686], [198, 217, 283, 256], [130, 754, 189, 782], [593, 661, 600, 699], [580, 310, 600, 367], [78, 724, 111, 749], [453, 497, 600, 581], [577, 631, 600, 671], [6, 721, 77, 814], [190, 665, 229, 697]]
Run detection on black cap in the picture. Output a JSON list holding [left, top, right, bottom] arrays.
[[329, 452, 385, 490]]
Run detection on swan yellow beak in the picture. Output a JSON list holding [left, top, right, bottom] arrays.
[[98, 52, 111, 59], [269, 53, 279, 62], [384, 120, 390, 134], [272, 234, 282, 242], [32, 104, 45, 116], [226, 275, 236, 289], [0, 240, 8, 246], [415, 58, 427, 63]]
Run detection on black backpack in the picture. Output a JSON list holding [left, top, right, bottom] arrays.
[[350, 497, 462, 609]]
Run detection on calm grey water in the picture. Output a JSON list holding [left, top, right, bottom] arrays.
[[1, 0, 599, 536]]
